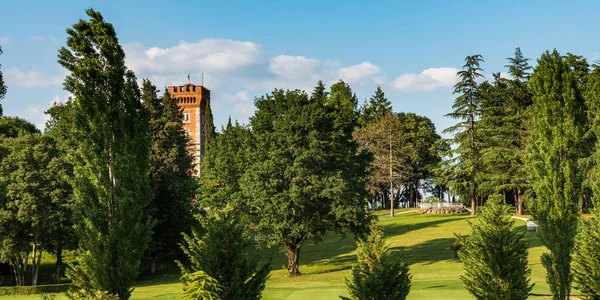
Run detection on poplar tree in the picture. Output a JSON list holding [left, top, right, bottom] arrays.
[[572, 64, 600, 299], [527, 49, 586, 300], [58, 9, 154, 299], [143, 80, 195, 274], [443, 55, 485, 216], [458, 195, 533, 300]]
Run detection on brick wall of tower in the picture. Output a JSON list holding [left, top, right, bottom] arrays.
[[168, 83, 210, 176]]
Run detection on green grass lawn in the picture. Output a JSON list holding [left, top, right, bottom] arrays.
[[2, 211, 565, 299]]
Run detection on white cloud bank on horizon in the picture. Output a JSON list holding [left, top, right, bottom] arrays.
[[4, 68, 65, 88]]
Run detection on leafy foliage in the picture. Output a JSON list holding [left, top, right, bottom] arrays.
[[458, 194, 533, 300], [179, 211, 270, 300], [341, 226, 411, 300], [240, 86, 372, 275], [527, 49, 586, 300], [58, 9, 154, 299], [143, 80, 195, 270]]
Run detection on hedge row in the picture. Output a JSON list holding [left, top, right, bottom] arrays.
[[0, 283, 70, 295]]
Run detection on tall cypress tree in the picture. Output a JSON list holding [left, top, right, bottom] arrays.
[[58, 9, 154, 299], [143, 80, 195, 274], [443, 55, 485, 216], [572, 64, 600, 299], [204, 100, 216, 154], [527, 49, 586, 300]]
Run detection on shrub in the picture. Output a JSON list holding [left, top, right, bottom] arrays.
[[458, 194, 533, 300], [179, 210, 270, 300], [0, 284, 70, 296], [341, 225, 411, 300], [572, 217, 600, 299]]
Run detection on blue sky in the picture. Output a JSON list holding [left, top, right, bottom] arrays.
[[2, 0, 600, 133]]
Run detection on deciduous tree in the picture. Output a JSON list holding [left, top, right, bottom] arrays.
[[527, 49, 586, 300], [58, 9, 154, 299]]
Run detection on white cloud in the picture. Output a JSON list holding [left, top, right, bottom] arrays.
[[390, 67, 460, 91], [21, 95, 67, 130], [269, 55, 320, 77], [338, 62, 381, 84], [0, 36, 10, 45], [30, 36, 59, 44], [219, 91, 255, 123], [5, 68, 64, 88], [124, 39, 265, 74]]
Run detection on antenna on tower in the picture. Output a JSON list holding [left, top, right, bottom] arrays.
[[187, 73, 190, 84], [202, 72, 204, 86]]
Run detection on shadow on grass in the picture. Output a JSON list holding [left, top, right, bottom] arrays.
[[391, 237, 457, 266], [383, 214, 467, 238]]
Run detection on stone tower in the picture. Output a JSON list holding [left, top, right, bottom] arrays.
[[168, 83, 210, 175]]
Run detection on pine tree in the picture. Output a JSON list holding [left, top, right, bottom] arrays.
[[443, 55, 485, 216], [143, 80, 195, 274], [341, 226, 411, 300], [179, 210, 270, 300], [58, 9, 154, 299], [527, 49, 586, 300], [458, 194, 533, 300], [358, 86, 392, 126], [204, 100, 216, 154], [0, 46, 6, 116]]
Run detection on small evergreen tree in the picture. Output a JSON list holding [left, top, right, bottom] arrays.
[[572, 217, 600, 299], [458, 194, 533, 300], [179, 210, 270, 300], [341, 225, 411, 300]]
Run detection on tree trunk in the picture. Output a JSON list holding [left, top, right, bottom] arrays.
[[410, 184, 414, 208], [389, 136, 394, 217], [151, 257, 157, 275], [470, 184, 476, 217], [31, 242, 42, 286], [286, 244, 301, 276], [581, 192, 587, 214], [55, 242, 63, 284], [516, 188, 523, 216]]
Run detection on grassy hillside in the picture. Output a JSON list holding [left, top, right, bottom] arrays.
[[1, 211, 561, 299]]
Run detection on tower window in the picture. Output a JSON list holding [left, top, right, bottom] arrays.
[[183, 112, 190, 123]]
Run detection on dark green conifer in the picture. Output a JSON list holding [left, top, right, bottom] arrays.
[[341, 226, 411, 300], [458, 195, 533, 300]]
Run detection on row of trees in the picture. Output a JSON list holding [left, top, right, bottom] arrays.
[[0, 10, 204, 296], [444, 48, 600, 299]]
